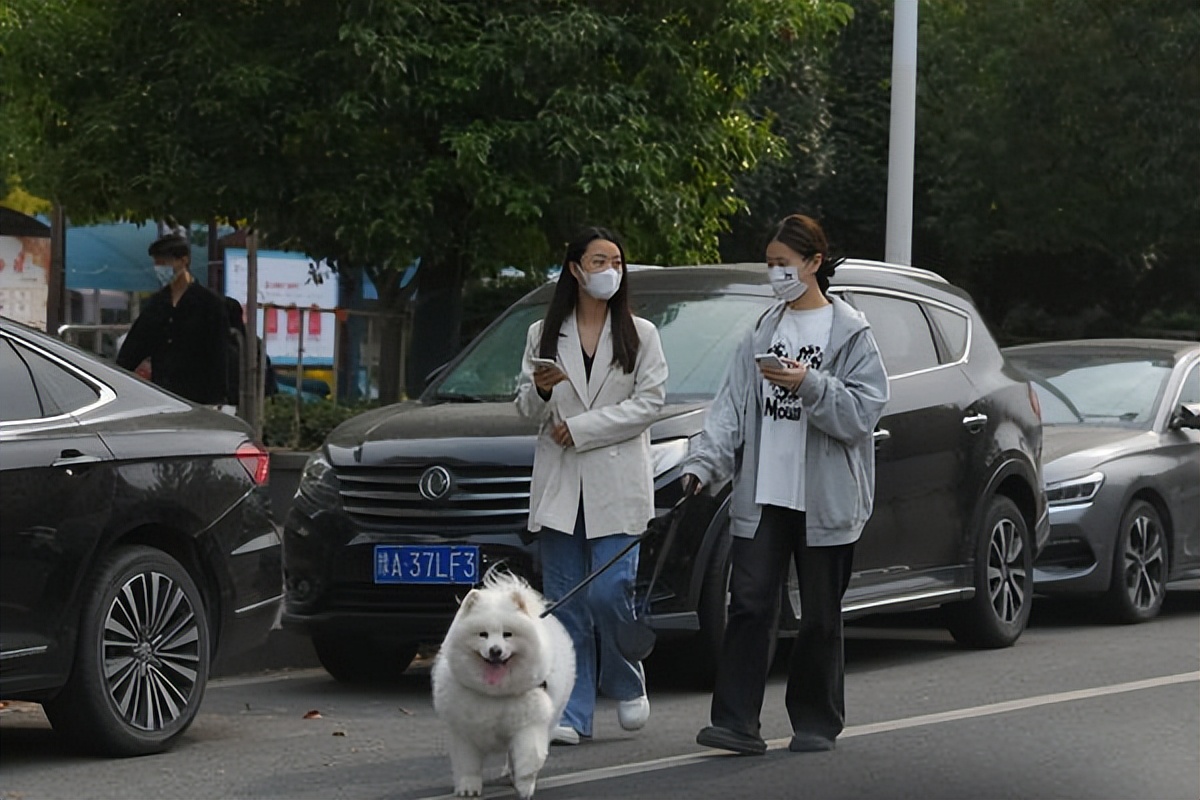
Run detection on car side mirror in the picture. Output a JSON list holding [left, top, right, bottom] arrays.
[[1168, 403, 1200, 431]]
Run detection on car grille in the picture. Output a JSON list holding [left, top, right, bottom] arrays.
[[329, 583, 464, 613], [335, 465, 532, 531]]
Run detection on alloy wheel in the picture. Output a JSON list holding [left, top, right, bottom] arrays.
[[986, 517, 1027, 625], [1120, 512, 1166, 613], [103, 571, 202, 731]]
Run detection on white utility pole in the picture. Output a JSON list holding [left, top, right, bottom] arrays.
[[885, 0, 919, 265]]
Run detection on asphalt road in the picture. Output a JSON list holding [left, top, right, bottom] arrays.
[[2, 588, 1198, 800]]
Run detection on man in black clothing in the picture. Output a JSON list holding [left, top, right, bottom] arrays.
[[117, 233, 228, 405], [222, 295, 279, 408]]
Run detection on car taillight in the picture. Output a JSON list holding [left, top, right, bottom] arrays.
[[1028, 384, 1042, 421], [236, 441, 270, 485]]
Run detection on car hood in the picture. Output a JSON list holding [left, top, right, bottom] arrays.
[[1042, 425, 1155, 482], [324, 399, 709, 468]]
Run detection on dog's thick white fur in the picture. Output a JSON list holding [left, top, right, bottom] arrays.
[[432, 570, 575, 799]]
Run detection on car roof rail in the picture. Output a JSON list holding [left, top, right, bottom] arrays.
[[664, 259, 949, 284], [840, 258, 949, 284]]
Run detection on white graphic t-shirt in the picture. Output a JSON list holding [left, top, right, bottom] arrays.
[[756, 304, 834, 511]]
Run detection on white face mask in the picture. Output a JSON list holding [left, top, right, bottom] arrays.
[[579, 266, 621, 301], [154, 265, 175, 286], [767, 265, 808, 303]]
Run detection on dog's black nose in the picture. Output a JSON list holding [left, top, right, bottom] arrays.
[[488, 645, 503, 660]]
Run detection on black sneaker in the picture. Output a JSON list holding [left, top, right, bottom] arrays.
[[696, 725, 768, 755], [788, 732, 836, 752]]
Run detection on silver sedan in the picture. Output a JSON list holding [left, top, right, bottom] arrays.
[[1004, 338, 1200, 622]]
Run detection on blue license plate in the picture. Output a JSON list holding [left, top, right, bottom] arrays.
[[374, 545, 479, 585]]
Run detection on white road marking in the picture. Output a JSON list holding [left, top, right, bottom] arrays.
[[415, 671, 1200, 800], [833, 670, 1198, 739]]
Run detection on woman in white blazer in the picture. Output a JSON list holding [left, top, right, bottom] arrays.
[[514, 227, 668, 746]]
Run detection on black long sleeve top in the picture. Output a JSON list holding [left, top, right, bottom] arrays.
[[117, 281, 229, 405]]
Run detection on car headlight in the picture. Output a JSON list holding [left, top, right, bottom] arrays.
[[1046, 471, 1104, 507], [651, 438, 690, 477], [296, 450, 340, 505]]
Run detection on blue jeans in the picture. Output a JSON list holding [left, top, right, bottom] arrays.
[[540, 512, 646, 737]]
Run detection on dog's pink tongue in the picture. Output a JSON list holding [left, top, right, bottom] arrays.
[[483, 661, 507, 686]]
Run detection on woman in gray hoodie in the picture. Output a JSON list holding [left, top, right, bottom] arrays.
[[682, 214, 889, 755]]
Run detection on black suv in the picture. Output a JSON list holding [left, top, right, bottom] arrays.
[[282, 261, 1049, 684]]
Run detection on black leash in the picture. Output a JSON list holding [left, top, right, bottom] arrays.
[[539, 495, 689, 620]]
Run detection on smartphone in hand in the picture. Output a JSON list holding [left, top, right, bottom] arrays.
[[531, 357, 562, 371], [754, 353, 787, 370]]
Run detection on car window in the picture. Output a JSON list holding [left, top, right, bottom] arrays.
[[1178, 361, 1199, 405], [434, 304, 547, 401], [11, 340, 100, 417], [432, 292, 771, 403], [847, 292, 940, 376], [925, 304, 970, 363], [639, 293, 770, 400], [0, 337, 44, 421], [1007, 350, 1173, 428]]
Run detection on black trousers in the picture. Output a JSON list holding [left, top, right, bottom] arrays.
[[710, 505, 855, 740]]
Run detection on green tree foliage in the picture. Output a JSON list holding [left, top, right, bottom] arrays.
[[812, 0, 894, 262], [918, 0, 1200, 333], [720, 0, 900, 264], [1, 0, 854, 393]]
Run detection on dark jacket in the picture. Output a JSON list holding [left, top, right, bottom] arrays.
[[117, 281, 229, 405]]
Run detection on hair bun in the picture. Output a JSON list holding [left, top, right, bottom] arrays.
[[818, 256, 844, 277]]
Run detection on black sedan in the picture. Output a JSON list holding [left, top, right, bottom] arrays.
[[282, 261, 1049, 685], [1005, 339, 1200, 622], [0, 317, 282, 756]]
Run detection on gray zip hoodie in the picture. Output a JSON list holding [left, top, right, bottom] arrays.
[[681, 295, 889, 546]]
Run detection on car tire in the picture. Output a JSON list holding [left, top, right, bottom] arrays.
[[1104, 499, 1168, 624], [312, 634, 418, 683], [647, 527, 731, 688], [648, 525, 782, 688], [946, 495, 1032, 649], [43, 546, 211, 757]]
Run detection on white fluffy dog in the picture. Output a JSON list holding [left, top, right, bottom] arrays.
[[432, 570, 575, 799]]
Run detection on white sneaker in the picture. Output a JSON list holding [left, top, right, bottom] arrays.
[[551, 724, 580, 745], [617, 696, 650, 731]]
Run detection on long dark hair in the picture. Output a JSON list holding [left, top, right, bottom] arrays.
[[538, 226, 640, 373], [770, 214, 845, 295]]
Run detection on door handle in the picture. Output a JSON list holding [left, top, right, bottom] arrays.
[[962, 413, 988, 434], [52, 449, 103, 469], [873, 428, 891, 446]]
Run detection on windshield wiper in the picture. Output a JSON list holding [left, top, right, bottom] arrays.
[[1080, 412, 1139, 422], [435, 391, 486, 403]]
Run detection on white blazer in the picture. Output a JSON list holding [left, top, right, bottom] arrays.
[[515, 311, 668, 538]]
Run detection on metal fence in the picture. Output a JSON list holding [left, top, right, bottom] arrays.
[[58, 305, 409, 444], [56, 323, 131, 362]]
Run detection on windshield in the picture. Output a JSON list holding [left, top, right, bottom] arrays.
[[431, 292, 772, 403], [1008, 351, 1174, 427]]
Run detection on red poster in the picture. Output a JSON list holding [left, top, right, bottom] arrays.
[[286, 308, 300, 334], [308, 307, 322, 336], [265, 307, 278, 334]]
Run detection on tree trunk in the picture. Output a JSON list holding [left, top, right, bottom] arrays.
[[405, 254, 466, 396], [372, 269, 408, 405]]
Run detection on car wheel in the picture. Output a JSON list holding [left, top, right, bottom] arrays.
[[312, 633, 418, 683], [648, 524, 782, 688], [43, 546, 210, 756], [647, 527, 731, 688], [946, 495, 1032, 649], [1105, 499, 1168, 624]]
